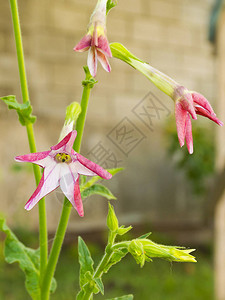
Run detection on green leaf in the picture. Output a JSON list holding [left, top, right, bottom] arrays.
[[78, 237, 94, 288], [137, 232, 152, 239], [106, 295, 134, 300], [81, 184, 116, 200], [94, 278, 104, 295], [106, 0, 117, 14], [80, 175, 87, 186], [80, 168, 123, 192], [117, 225, 132, 236], [0, 218, 56, 299], [0, 95, 36, 126], [82, 66, 98, 88], [76, 289, 85, 300], [103, 248, 128, 273]]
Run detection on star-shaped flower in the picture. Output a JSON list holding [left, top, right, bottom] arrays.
[[74, 0, 112, 77], [174, 86, 223, 154], [15, 130, 112, 217]]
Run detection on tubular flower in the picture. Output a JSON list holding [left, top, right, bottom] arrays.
[[15, 131, 112, 217], [74, 0, 111, 77], [110, 43, 223, 153], [174, 86, 223, 154]]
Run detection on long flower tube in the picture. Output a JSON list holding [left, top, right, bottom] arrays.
[[110, 43, 223, 154]]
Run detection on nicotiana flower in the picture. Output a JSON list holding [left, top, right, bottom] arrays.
[[110, 43, 223, 153], [74, 0, 112, 77], [15, 131, 112, 217], [173, 86, 223, 154]]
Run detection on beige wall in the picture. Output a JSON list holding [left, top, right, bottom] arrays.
[[0, 0, 218, 231]]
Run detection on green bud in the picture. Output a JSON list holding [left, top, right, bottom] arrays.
[[107, 202, 119, 232], [65, 101, 81, 125], [128, 240, 146, 267], [140, 239, 196, 263], [59, 102, 81, 140]]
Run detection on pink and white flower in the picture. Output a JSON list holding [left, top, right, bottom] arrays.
[[174, 86, 223, 154], [15, 130, 112, 217], [74, 0, 112, 77]]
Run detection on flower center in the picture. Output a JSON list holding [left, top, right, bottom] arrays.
[[55, 153, 72, 163]]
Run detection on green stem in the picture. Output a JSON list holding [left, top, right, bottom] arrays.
[[41, 70, 94, 300], [9, 0, 48, 279]]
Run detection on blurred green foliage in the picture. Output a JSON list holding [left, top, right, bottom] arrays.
[[0, 230, 213, 300], [165, 118, 216, 195]]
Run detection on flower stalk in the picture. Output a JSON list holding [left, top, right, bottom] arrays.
[[40, 67, 96, 300], [9, 0, 48, 280]]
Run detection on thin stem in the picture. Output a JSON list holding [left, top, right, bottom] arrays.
[[9, 0, 48, 278], [41, 72, 94, 300], [9, 0, 29, 103]]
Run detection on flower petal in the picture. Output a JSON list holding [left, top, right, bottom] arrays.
[[98, 35, 112, 57], [180, 93, 197, 120], [175, 102, 188, 148], [87, 47, 97, 77], [15, 151, 51, 167], [51, 130, 77, 152], [195, 106, 223, 126], [71, 161, 97, 176], [25, 162, 60, 210], [73, 34, 92, 52], [185, 114, 193, 154], [97, 49, 111, 73], [59, 165, 84, 217], [76, 153, 112, 180], [192, 92, 214, 115]]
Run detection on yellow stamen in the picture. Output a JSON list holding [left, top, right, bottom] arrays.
[[55, 153, 72, 163]]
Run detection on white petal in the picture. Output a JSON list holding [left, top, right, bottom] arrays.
[[71, 161, 97, 176], [59, 164, 78, 201], [25, 161, 61, 210]]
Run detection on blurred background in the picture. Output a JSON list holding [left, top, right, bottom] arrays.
[[1, 0, 225, 299]]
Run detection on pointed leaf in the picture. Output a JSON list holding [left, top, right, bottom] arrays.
[[137, 232, 152, 239], [106, 295, 134, 300], [94, 278, 104, 295], [81, 184, 116, 200], [80, 168, 123, 192], [78, 237, 94, 288], [117, 226, 132, 236], [0, 218, 56, 299], [76, 289, 85, 300], [0, 95, 36, 126]]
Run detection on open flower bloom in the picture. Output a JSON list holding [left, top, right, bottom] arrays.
[[174, 86, 223, 154], [110, 43, 223, 154], [74, 0, 112, 77], [15, 131, 112, 217]]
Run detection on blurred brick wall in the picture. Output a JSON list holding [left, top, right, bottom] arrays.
[[0, 0, 217, 232]]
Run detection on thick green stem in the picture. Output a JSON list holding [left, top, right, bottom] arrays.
[[41, 71, 94, 300], [9, 0, 48, 279]]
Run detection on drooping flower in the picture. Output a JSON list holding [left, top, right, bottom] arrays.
[[110, 43, 223, 153], [174, 86, 223, 154], [15, 131, 112, 217], [74, 0, 112, 77]]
